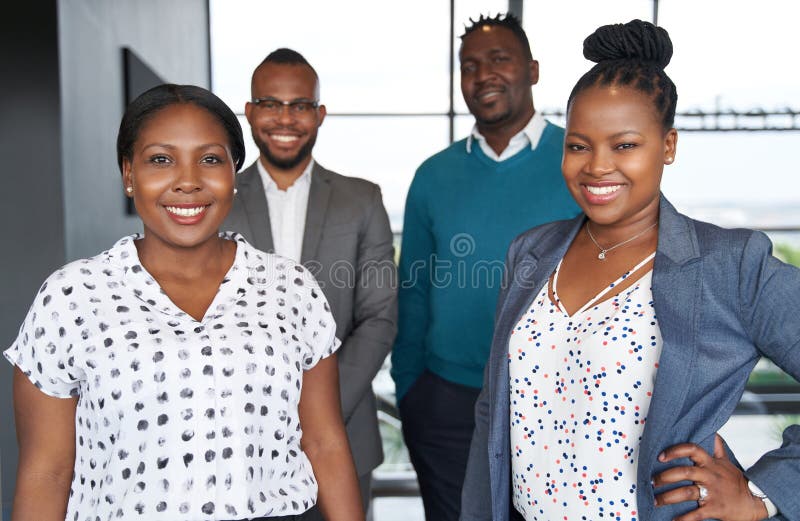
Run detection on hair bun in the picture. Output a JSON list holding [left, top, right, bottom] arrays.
[[583, 19, 672, 69]]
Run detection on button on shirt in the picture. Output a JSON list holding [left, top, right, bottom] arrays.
[[466, 111, 547, 161], [5, 233, 340, 520], [257, 159, 313, 262]]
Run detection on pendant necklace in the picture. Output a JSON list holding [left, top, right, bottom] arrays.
[[585, 221, 658, 260]]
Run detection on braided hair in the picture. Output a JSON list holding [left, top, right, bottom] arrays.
[[461, 13, 533, 60], [567, 19, 678, 130]]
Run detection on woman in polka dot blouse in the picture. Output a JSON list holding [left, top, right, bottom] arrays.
[[461, 20, 800, 521], [5, 85, 364, 521]]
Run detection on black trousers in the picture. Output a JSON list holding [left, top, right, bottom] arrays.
[[399, 370, 481, 521]]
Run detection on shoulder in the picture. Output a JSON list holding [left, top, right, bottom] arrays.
[[230, 233, 321, 286], [314, 163, 381, 198], [508, 218, 579, 262], [538, 120, 566, 151], [416, 139, 470, 173]]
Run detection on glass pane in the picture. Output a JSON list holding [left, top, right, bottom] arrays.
[[661, 132, 800, 216], [523, 0, 653, 113], [210, 0, 450, 114], [236, 115, 450, 231], [660, 1, 800, 108]]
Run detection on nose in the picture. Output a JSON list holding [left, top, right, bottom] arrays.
[[586, 149, 615, 177], [474, 61, 495, 83], [275, 104, 295, 125], [173, 163, 202, 193]]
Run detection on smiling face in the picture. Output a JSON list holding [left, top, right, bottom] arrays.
[[122, 103, 236, 249], [459, 25, 538, 132], [245, 62, 326, 172], [562, 85, 677, 231]]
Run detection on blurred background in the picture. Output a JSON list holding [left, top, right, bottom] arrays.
[[2, 1, 799, 519]]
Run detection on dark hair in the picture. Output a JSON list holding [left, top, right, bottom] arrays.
[[567, 19, 678, 130], [116, 84, 245, 172], [255, 47, 318, 78], [460, 13, 533, 60]]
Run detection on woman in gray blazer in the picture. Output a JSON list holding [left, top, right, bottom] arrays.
[[461, 20, 800, 521]]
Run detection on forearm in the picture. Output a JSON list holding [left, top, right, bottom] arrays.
[[305, 435, 365, 521], [12, 469, 72, 521]]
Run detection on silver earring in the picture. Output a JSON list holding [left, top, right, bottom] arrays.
[[233, 187, 238, 195], [126, 186, 133, 194]]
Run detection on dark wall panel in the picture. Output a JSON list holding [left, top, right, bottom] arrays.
[[0, 1, 65, 516]]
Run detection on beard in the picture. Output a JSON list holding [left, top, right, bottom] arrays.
[[470, 103, 513, 128], [252, 130, 317, 170]]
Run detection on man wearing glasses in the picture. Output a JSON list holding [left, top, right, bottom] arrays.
[[225, 48, 397, 519]]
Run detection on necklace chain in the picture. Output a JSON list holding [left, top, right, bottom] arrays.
[[585, 221, 658, 260]]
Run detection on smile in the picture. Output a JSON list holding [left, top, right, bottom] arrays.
[[585, 185, 622, 195], [476, 89, 503, 101], [165, 206, 209, 217], [270, 134, 299, 143]]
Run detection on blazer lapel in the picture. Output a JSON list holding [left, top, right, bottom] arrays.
[[637, 196, 702, 519], [300, 162, 332, 264], [488, 217, 584, 478], [236, 162, 274, 252]]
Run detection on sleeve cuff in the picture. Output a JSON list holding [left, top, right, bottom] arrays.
[[748, 480, 779, 518]]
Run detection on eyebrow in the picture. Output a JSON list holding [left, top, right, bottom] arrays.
[[141, 143, 227, 151], [566, 130, 643, 140]]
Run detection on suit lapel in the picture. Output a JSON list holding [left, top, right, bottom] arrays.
[[300, 163, 332, 264], [488, 217, 583, 468], [237, 162, 274, 252], [637, 196, 702, 519]]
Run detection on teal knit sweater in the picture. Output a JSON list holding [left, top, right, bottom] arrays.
[[391, 122, 580, 400]]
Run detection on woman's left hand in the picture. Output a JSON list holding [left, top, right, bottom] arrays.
[[652, 434, 769, 521]]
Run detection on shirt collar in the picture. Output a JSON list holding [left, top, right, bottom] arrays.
[[466, 111, 547, 154], [256, 158, 314, 193], [105, 232, 252, 320]]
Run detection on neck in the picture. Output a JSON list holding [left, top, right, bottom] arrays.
[[135, 233, 231, 282], [261, 155, 312, 191], [477, 105, 535, 155]]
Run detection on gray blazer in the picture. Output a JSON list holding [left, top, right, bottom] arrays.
[[461, 196, 800, 521], [224, 161, 398, 476]]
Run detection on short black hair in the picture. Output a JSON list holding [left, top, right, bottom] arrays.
[[116, 84, 245, 172], [255, 47, 318, 78], [567, 19, 678, 130], [460, 13, 533, 60]]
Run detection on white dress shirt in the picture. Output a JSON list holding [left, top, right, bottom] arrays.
[[256, 159, 314, 262], [466, 111, 547, 161]]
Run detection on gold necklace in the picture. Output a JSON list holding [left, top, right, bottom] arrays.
[[585, 221, 658, 260]]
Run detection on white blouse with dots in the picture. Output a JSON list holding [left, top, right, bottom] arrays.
[[4, 232, 340, 521], [508, 253, 662, 521]]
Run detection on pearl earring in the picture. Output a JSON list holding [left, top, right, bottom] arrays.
[[126, 186, 133, 194], [233, 187, 238, 195]]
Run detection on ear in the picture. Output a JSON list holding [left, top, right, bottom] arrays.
[[529, 59, 540, 86], [316, 104, 327, 127], [663, 128, 678, 165], [244, 101, 254, 126], [122, 158, 134, 197]]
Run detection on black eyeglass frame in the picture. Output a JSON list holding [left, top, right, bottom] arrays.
[[250, 97, 320, 112]]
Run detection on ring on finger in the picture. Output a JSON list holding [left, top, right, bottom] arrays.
[[697, 484, 709, 502]]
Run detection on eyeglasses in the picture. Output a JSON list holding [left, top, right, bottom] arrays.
[[251, 97, 319, 116]]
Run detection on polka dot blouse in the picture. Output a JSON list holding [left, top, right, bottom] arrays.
[[508, 253, 661, 521], [4, 232, 340, 520]]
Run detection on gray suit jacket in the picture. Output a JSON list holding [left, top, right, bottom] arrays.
[[461, 196, 800, 520], [224, 161, 398, 476]]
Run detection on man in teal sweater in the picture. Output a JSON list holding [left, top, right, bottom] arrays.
[[391, 13, 579, 521]]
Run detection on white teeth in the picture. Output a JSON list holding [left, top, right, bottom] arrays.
[[271, 135, 298, 143], [166, 206, 207, 217], [586, 185, 622, 195]]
